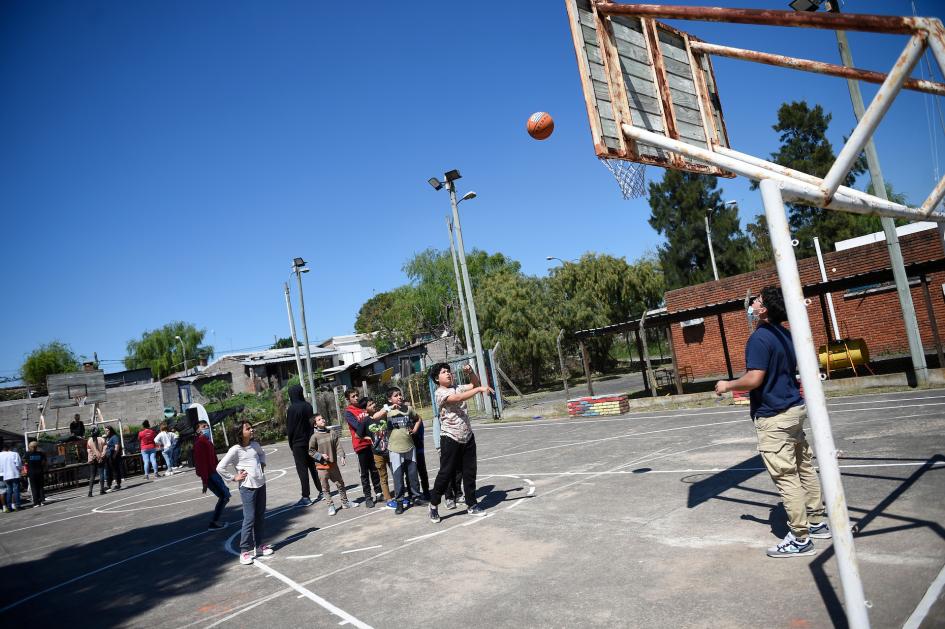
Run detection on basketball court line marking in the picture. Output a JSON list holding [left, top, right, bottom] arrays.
[[286, 554, 323, 560], [902, 561, 945, 629], [487, 461, 945, 476], [340, 545, 382, 555]]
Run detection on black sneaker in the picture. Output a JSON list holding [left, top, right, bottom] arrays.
[[467, 504, 486, 517], [429, 506, 440, 523], [395, 502, 404, 515], [364, 495, 375, 508], [208, 521, 225, 530]]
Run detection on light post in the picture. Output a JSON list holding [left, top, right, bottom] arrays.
[[291, 257, 317, 410], [447, 216, 474, 356], [283, 282, 309, 400], [429, 170, 487, 411], [174, 335, 187, 376]]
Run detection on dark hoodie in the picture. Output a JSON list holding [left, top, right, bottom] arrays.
[[286, 384, 315, 447]]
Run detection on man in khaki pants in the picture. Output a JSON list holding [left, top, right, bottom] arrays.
[[716, 286, 831, 558]]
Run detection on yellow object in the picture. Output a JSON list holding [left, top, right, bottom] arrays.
[[818, 339, 870, 370]]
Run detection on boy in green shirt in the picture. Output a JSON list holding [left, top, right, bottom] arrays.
[[384, 387, 424, 514]]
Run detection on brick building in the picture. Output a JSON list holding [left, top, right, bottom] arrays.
[[665, 224, 945, 379]]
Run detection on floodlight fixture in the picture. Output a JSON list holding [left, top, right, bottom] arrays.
[[293, 257, 306, 268], [428, 177, 443, 191], [444, 169, 461, 182], [789, 0, 823, 11], [460, 191, 477, 202]]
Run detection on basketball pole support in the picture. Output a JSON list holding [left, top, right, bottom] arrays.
[[760, 180, 869, 629]]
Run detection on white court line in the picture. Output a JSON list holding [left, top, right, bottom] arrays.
[[0, 525, 220, 613], [487, 461, 945, 475], [250, 560, 373, 629], [902, 561, 945, 629], [286, 554, 323, 560], [340, 545, 382, 555]]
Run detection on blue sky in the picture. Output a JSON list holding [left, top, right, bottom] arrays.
[[1, 0, 943, 379]]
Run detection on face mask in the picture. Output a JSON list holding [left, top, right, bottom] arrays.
[[200, 428, 211, 438], [747, 305, 759, 325]]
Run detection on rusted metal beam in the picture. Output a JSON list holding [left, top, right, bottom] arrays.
[[593, 3, 926, 35], [689, 40, 945, 97]]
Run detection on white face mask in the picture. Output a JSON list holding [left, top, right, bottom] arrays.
[[747, 304, 759, 325]]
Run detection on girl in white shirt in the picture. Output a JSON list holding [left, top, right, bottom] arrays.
[[217, 421, 269, 565]]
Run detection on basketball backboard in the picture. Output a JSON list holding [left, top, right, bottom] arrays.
[[565, 0, 732, 176], [47, 370, 107, 409]]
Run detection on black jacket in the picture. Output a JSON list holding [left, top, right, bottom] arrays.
[[286, 384, 314, 447]]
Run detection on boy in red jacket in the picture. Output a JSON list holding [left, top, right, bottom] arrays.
[[194, 419, 230, 529], [344, 389, 381, 508]]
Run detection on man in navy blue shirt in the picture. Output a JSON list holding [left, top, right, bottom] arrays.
[[715, 286, 830, 558]]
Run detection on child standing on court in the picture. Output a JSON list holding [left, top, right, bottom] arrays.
[[308, 413, 352, 516], [363, 398, 394, 508], [218, 420, 270, 565], [194, 419, 229, 530], [384, 387, 424, 514], [154, 423, 178, 476]]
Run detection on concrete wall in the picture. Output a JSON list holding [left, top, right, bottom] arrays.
[[666, 228, 945, 378], [0, 382, 172, 436]]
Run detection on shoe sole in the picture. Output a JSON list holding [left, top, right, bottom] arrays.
[[766, 548, 816, 558], [809, 533, 832, 539]]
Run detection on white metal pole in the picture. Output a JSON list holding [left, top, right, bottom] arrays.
[[760, 180, 870, 629], [447, 216, 474, 355], [813, 237, 841, 340], [447, 179, 488, 412], [705, 212, 719, 281], [283, 282, 309, 400], [294, 266, 318, 412]]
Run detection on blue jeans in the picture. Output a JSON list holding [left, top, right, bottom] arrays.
[[206, 472, 231, 524], [239, 484, 267, 552], [170, 443, 180, 467], [161, 449, 174, 472], [141, 450, 158, 477], [433, 416, 441, 450], [3, 477, 21, 509]]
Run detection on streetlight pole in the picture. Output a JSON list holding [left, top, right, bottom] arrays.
[[175, 335, 187, 376], [705, 212, 720, 282], [447, 216, 473, 355], [292, 258, 318, 411], [283, 282, 308, 400]]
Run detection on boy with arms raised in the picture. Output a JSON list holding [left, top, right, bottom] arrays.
[[428, 362, 493, 524]]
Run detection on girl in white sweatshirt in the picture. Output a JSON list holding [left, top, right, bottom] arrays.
[[217, 421, 269, 565]]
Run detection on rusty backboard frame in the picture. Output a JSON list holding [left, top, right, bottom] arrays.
[[565, 0, 733, 176], [47, 370, 107, 409]]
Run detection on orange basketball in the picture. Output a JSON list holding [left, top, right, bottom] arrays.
[[527, 111, 554, 140]]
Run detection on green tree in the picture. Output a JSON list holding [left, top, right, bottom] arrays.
[[549, 253, 664, 371], [270, 337, 294, 350], [476, 272, 557, 387], [648, 171, 752, 290], [124, 322, 212, 379], [354, 286, 422, 352], [759, 101, 876, 256], [21, 341, 82, 394], [201, 379, 232, 409]]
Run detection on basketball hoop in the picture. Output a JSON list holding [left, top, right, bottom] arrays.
[[600, 158, 647, 200]]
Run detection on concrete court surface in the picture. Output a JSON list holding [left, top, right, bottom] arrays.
[[1, 388, 944, 628]]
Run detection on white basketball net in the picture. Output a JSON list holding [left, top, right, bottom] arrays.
[[600, 158, 647, 200]]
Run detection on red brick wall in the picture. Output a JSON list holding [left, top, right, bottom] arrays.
[[666, 228, 945, 378]]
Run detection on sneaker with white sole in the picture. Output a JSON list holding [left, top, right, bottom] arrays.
[[296, 497, 312, 507], [257, 545, 273, 557], [429, 506, 441, 523], [240, 551, 254, 565], [467, 504, 486, 517], [386, 500, 398, 510], [808, 521, 832, 539], [445, 498, 456, 510], [341, 500, 353, 510], [328, 504, 337, 516], [766, 532, 815, 558]]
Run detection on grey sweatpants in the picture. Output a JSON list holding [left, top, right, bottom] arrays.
[[390, 449, 422, 501]]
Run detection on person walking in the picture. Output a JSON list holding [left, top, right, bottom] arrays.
[[218, 421, 270, 565], [86, 429, 108, 496], [715, 285, 830, 558], [286, 384, 324, 506], [138, 420, 159, 480], [104, 426, 123, 491], [194, 419, 229, 530], [25, 442, 47, 507], [155, 423, 178, 477], [0, 443, 23, 512], [427, 363, 493, 524]]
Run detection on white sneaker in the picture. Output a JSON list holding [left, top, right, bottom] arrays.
[[257, 545, 273, 556], [766, 532, 815, 558], [239, 551, 254, 565]]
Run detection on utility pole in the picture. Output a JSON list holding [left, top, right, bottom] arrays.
[[447, 216, 474, 355], [446, 179, 488, 411], [829, 2, 928, 384], [292, 258, 318, 410], [283, 282, 308, 400]]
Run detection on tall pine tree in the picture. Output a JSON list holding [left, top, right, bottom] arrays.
[[648, 170, 752, 290]]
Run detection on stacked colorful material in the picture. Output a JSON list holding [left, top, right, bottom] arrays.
[[732, 390, 750, 405], [567, 394, 630, 417]]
